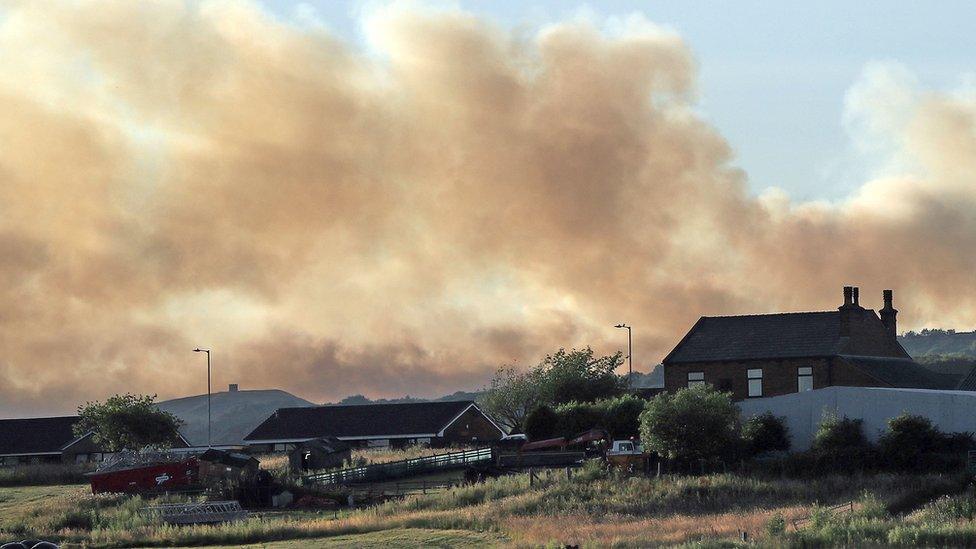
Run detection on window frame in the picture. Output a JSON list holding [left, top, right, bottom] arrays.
[[797, 366, 813, 392], [687, 371, 705, 388], [747, 368, 763, 397]]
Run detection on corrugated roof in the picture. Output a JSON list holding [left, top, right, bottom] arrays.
[[0, 416, 83, 456], [244, 401, 480, 441], [664, 311, 843, 364], [838, 355, 959, 390]]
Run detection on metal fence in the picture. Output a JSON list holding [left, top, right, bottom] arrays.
[[144, 500, 247, 525], [303, 447, 495, 486]]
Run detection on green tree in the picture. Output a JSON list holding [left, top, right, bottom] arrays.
[[480, 347, 626, 433], [879, 413, 945, 469], [479, 366, 543, 433], [639, 384, 739, 462], [74, 393, 185, 452], [541, 348, 626, 405], [523, 405, 559, 440], [812, 412, 868, 453], [742, 412, 790, 455]]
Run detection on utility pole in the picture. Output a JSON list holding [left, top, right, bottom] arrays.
[[614, 324, 633, 389], [193, 348, 212, 448]]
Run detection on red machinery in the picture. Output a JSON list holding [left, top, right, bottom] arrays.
[[89, 456, 199, 494]]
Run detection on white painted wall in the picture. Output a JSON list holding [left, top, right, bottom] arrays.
[[737, 387, 976, 451]]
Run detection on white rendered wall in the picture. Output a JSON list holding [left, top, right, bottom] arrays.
[[737, 386, 976, 451]]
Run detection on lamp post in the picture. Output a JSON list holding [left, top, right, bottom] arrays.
[[193, 348, 211, 448], [614, 324, 632, 389]]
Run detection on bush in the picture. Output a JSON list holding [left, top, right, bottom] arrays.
[[765, 513, 786, 537], [554, 402, 605, 439], [879, 413, 973, 471], [742, 412, 790, 456], [523, 405, 559, 440], [812, 412, 869, 453], [597, 395, 647, 439], [639, 384, 739, 463]]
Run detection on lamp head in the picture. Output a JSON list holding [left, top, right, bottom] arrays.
[[614, 324, 627, 329]]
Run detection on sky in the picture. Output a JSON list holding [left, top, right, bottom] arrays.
[[265, 0, 976, 201], [1, 1, 975, 416]]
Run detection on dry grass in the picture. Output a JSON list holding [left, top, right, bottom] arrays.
[[351, 445, 479, 466], [1, 467, 966, 547]]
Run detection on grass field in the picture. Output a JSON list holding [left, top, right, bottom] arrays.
[[1, 465, 974, 547]]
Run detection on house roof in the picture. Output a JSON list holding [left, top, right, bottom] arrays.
[[0, 416, 85, 456], [950, 365, 976, 391], [664, 311, 845, 364], [838, 355, 960, 390], [244, 400, 489, 442]]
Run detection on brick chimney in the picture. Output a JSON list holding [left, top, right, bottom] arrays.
[[839, 286, 854, 336], [879, 289, 898, 339]]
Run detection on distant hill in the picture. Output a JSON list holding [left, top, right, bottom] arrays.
[[328, 390, 484, 406], [158, 389, 314, 446], [900, 330, 976, 358]]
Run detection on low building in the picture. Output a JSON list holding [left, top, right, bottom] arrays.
[[0, 416, 107, 465], [0, 415, 191, 466], [243, 400, 506, 452], [289, 437, 351, 473], [739, 386, 976, 450], [663, 286, 963, 400]]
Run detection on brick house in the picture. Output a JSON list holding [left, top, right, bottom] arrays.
[[243, 401, 506, 452], [663, 287, 960, 400]]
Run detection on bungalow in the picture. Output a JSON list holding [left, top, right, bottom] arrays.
[[0, 416, 189, 465], [243, 400, 506, 452]]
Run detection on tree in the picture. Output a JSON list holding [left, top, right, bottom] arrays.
[[639, 384, 739, 462], [479, 366, 543, 433], [523, 405, 559, 440], [74, 393, 185, 452], [812, 412, 868, 453], [480, 347, 626, 433], [541, 348, 626, 405], [742, 412, 791, 455]]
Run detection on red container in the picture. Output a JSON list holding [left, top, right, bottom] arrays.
[[89, 457, 199, 494]]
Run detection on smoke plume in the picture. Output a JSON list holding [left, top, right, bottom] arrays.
[[1, 2, 974, 415]]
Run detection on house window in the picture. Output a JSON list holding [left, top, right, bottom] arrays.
[[687, 372, 705, 388], [273, 443, 289, 453], [367, 439, 390, 448], [747, 368, 763, 397], [798, 366, 813, 392]]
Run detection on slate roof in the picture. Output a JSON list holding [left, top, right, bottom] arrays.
[[838, 355, 960, 390], [953, 366, 976, 391], [664, 311, 844, 364], [0, 416, 85, 456], [244, 401, 481, 442]]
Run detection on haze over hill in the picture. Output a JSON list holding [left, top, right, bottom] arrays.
[[900, 330, 976, 358], [158, 388, 314, 446]]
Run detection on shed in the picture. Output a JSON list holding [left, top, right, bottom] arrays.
[[198, 449, 260, 483], [289, 437, 351, 473]]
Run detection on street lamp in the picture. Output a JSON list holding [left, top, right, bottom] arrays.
[[193, 348, 212, 448], [614, 324, 632, 389]]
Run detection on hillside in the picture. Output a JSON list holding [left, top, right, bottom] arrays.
[[899, 330, 976, 358], [158, 389, 314, 446]]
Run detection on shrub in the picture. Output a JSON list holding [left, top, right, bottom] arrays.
[[812, 412, 869, 453], [639, 384, 739, 463], [554, 402, 605, 439], [742, 412, 790, 456], [596, 394, 647, 439], [878, 413, 973, 471], [765, 513, 786, 537], [523, 405, 559, 440]]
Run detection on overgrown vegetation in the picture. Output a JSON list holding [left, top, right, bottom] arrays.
[[639, 384, 739, 463], [2, 470, 968, 547]]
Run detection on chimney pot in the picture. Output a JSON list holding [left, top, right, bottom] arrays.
[[843, 286, 853, 307], [880, 289, 898, 339], [852, 287, 860, 307]]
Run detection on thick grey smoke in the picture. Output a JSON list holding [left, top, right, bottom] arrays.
[[0, 2, 974, 416]]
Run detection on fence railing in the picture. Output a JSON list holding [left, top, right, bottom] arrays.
[[144, 500, 247, 525], [303, 447, 495, 486]]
